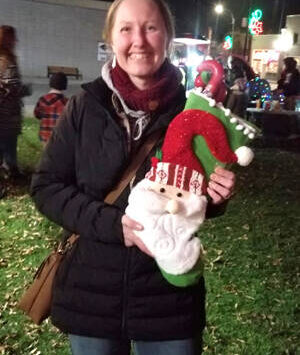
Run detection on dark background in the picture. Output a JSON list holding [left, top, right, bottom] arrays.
[[103, 0, 300, 40]]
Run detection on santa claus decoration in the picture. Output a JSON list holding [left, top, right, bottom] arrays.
[[126, 60, 258, 287]]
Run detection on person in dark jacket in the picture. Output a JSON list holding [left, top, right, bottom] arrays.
[[0, 25, 31, 177], [30, 0, 236, 354], [277, 57, 300, 109], [277, 57, 300, 97], [34, 72, 68, 146]]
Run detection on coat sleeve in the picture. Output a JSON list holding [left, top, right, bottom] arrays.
[[205, 200, 227, 219], [34, 98, 43, 119], [30, 95, 124, 244], [285, 71, 300, 96], [0, 56, 30, 98]]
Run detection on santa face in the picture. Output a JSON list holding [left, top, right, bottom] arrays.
[[126, 178, 207, 274]]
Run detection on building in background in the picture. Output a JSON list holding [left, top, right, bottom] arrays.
[[0, 0, 110, 80], [285, 15, 300, 64], [250, 14, 300, 81], [250, 34, 281, 81]]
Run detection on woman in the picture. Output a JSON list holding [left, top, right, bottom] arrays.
[[277, 57, 300, 97], [0, 25, 30, 177], [277, 57, 300, 110], [31, 0, 235, 354], [225, 56, 249, 117]]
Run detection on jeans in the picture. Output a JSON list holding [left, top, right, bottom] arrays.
[[0, 134, 18, 170], [69, 334, 200, 355]]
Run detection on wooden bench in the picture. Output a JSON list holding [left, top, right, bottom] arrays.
[[47, 66, 82, 80]]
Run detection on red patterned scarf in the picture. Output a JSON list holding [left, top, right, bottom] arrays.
[[110, 59, 182, 113]]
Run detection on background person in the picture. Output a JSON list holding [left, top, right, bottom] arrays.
[[277, 57, 300, 109], [34, 72, 68, 146], [0, 25, 31, 177], [225, 56, 249, 117], [31, 0, 236, 354], [0, 165, 8, 199]]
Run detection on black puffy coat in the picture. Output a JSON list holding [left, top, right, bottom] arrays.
[[31, 77, 206, 341], [277, 68, 300, 97]]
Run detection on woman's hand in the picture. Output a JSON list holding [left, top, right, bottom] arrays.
[[207, 166, 236, 205], [121, 215, 153, 256]]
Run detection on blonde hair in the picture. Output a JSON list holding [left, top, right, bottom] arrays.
[[103, 0, 175, 52]]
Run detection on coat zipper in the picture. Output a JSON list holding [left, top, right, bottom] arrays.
[[121, 247, 131, 338]]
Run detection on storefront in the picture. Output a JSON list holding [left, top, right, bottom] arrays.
[[250, 34, 282, 82], [250, 15, 300, 82], [171, 37, 210, 91], [251, 48, 281, 81]]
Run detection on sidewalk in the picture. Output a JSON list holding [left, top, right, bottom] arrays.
[[22, 76, 91, 117]]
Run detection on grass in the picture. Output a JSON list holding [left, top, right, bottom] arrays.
[[0, 117, 299, 354], [0, 118, 67, 355], [200, 147, 300, 355]]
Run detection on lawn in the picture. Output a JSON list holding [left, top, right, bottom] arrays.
[[0, 117, 299, 355]]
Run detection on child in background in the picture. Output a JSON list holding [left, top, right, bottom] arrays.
[[34, 72, 68, 145]]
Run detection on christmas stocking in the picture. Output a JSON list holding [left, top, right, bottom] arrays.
[[126, 60, 259, 287]]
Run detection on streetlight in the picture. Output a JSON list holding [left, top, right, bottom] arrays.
[[214, 4, 235, 53]]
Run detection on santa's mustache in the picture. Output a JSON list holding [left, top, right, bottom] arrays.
[[150, 210, 198, 237]]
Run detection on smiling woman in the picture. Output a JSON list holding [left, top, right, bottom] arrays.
[[110, 0, 167, 89], [30, 0, 236, 354]]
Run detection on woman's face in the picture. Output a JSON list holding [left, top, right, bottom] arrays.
[[111, 0, 168, 89]]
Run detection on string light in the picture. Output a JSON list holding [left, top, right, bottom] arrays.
[[246, 77, 271, 101]]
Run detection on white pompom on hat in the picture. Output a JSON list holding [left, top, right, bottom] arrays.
[[235, 146, 254, 166]]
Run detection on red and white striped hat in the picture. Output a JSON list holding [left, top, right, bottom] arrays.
[[145, 108, 245, 196], [146, 159, 205, 196]]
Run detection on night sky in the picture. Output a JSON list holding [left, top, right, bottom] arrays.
[[103, 0, 300, 39], [166, 0, 300, 40]]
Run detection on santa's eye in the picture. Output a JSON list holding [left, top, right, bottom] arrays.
[[177, 192, 183, 197], [160, 188, 166, 193]]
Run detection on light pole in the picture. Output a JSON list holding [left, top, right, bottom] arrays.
[[214, 4, 235, 53]]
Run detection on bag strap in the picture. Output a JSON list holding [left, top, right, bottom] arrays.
[[104, 129, 162, 205], [58, 233, 80, 252], [64, 129, 162, 247]]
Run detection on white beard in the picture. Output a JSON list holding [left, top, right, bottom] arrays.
[[125, 179, 207, 274]]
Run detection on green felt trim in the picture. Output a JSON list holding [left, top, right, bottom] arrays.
[[185, 92, 258, 178], [160, 255, 204, 287], [201, 71, 211, 85], [192, 135, 226, 180], [155, 148, 163, 161]]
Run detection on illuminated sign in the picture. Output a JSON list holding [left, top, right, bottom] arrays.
[[252, 50, 280, 63], [223, 35, 233, 50], [248, 9, 263, 35]]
